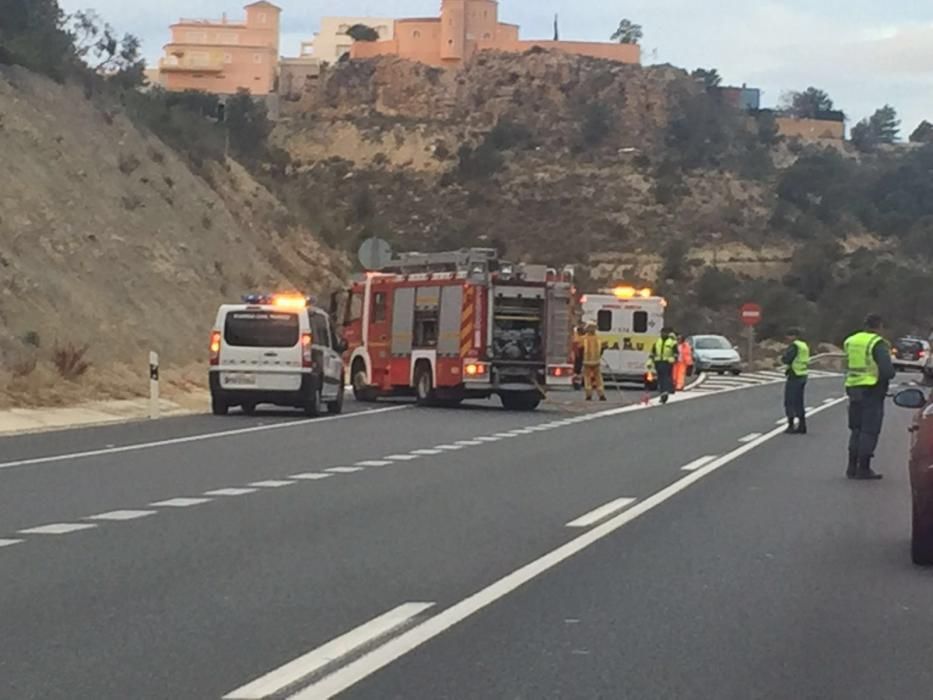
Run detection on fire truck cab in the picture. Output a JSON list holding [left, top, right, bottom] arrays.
[[343, 249, 574, 411]]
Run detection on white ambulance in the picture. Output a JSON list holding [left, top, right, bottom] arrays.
[[579, 287, 667, 386]]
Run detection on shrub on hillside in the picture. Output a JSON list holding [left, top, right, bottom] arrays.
[[456, 143, 504, 180], [580, 102, 613, 148], [53, 342, 91, 380], [487, 119, 533, 151], [696, 267, 740, 309]]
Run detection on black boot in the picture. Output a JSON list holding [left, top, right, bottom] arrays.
[[784, 418, 796, 434], [854, 456, 883, 481], [846, 452, 858, 479], [795, 419, 808, 435]]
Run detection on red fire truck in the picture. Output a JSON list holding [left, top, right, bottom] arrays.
[[342, 249, 574, 411]]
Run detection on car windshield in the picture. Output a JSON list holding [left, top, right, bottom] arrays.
[[224, 311, 300, 347], [695, 336, 733, 350]]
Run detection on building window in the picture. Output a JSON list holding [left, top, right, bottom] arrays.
[[377, 25, 388, 36], [217, 32, 239, 45], [338, 24, 350, 33], [259, 12, 267, 24], [253, 53, 263, 64], [185, 31, 207, 43], [483, 32, 491, 40], [413, 30, 421, 39]]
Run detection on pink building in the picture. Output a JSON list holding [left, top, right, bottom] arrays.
[[159, 2, 281, 95], [352, 0, 640, 67]]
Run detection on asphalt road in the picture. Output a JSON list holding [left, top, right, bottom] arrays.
[[0, 374, 926, 699]]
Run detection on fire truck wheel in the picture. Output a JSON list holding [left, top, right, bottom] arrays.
[[500, 391, 541, 412], [415, 364, 436, 406], [352, 362, 378, 402]]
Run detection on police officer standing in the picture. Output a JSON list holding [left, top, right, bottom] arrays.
[[844, 314, 896, 480], [782, 328, 810, 434], [651, 327, 679, 405]]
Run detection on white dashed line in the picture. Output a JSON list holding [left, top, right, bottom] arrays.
[[355, 460, 392, 467], [326, 467, 365, 474], [738, 433, 763, 443], [494, 433, 517, 438], [250, 480, 297, 488], [411, 449, 443, 455], [566, 497, 637, 528], [150, 497, 213, 508], [19, 523, 98, 535], [87, 510, 157, 521], [680, 455, 718, 472], [435, 444, 464, 451], [290, 473, 333, 481], [455, 440, 483, 446], [206, 488, 260, 496], [474, 437, 501, 442], [385, 454, 420, 461], [775, 417, 789, 425], [0, 539, 24, 548], [224, 602, 435, 700]]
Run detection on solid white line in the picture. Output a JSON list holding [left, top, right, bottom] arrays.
[[739, 433, 763, 443], [0, 405, 411, 471], [290, 473, 333, 481], [355, 460, 392, 467], [680, 455, 717, 472], [288, 396, 849, 700], [223, 602, 435, 700], [823, 397, 837, 404], [19, 523, 98, 535], [385, 454, 420, 461], [250, 480, 297, 488], [776, 418, 788, 425], [0, 539, 23, 548], [149, 497, 212, 508], [326, 467, 365, 474], [566, 497, 637, 528], [87, 510, 157, 521], [206, 488, 259, 496]]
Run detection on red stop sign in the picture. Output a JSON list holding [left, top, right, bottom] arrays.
[[740, 303, 762, 327]]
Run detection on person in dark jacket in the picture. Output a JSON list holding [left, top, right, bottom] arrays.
[[782, 328, 810, 434], [843, 314, 897, 480]]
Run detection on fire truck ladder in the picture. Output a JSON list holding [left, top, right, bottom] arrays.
[[382, 248, 500, 275]]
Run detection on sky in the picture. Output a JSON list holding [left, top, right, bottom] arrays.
[[59, 0, 933, 134]]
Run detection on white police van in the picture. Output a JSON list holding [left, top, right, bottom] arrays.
[[209, 294, 347, 416]]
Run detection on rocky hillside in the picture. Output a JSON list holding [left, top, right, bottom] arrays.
[[0, 66, 347, 406], [274, 50, 930, 342]]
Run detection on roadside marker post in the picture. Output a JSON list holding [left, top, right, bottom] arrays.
[[149, 351, 160, 420]]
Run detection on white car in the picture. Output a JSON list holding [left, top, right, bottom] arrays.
[[689, 335, 743, 376], [893, 337, 930, 373], [209, 294, 347, 416]]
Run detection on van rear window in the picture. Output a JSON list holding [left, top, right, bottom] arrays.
[[224, 312, 299, 348]]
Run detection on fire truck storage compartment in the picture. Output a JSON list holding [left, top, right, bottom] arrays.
[[492, 286, 545, 362]]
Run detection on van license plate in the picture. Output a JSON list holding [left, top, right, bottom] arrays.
[[225, 372, 257, 386]]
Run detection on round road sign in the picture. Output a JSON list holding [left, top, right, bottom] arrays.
[[740, 303, 762, 327]]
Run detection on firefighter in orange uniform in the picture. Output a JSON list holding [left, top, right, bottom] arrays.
[[674, 335, 694, 391], [582, 324, 607, 401]]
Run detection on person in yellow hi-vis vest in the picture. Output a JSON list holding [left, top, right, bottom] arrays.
[[650, 327, 679, 405], [581, 324, 607, 402]]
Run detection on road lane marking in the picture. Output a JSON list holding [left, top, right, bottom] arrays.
[[250, 480, 297, 488], [290, 473, 333, 481], [566, 497, 637, 528], [0, 539, 23, 548], [823, 398, 837, 404], [206, 488, 259, 496], [474, 437, 501, 442], [355, 460, 392, 467], [455, 440, 483, 446], [680, 455, 718, 472], [739, 433, 763, 443], [435, 444, 464, 451], [775, 418, 788, 425], [288, 395, 849, 700], [19, 523, 98, 535], [223, 602, 435, 700], [87, 510, 157, 521], [0, 405, 411, 471], [494, 433, 517, 438], [411, 449, 443, 455], [326, 467, 365, 474], [149, 497, 212, 508], [385, 454, 420, 461]]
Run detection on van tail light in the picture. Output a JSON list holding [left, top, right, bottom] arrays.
[[209, 331, 222, 366], [301, 332, 313, 368]]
